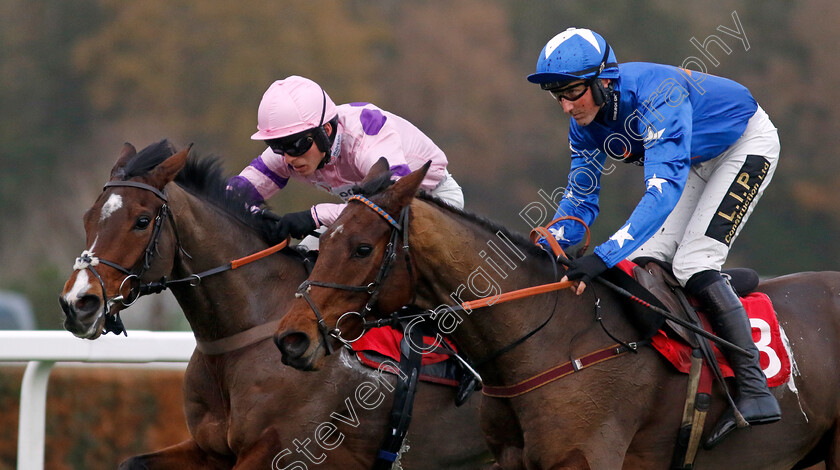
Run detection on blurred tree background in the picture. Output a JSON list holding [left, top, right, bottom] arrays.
[[2, 0, 838, 329]]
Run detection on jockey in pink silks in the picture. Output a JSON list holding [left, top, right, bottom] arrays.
[[227, 75, 463, 249]]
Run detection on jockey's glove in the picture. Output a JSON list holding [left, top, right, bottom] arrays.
[[259, 209, 318, 243], [258, 209, 288, 245], [282, 210, 318, 240], [563, 254, 609, 284]]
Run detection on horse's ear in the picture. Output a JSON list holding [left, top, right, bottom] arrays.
[[146, 144, 192, 189], [360, 157, 390, 186], [386, 160, 430, 208], [109, 142, 137, 180]]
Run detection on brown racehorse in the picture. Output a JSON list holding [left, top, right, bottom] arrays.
[[59, 141, 492, 469], [274, 162, 840, 469]]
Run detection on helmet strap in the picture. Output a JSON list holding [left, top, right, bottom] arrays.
[[315, 127, 331, 169], [590, 42, 618, 120], [313, 87, 333, 169], [592, 80, 620, 121], [591, 79, 607, 106]]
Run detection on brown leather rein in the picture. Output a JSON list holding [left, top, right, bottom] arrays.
[[307, 197, 633, 399]]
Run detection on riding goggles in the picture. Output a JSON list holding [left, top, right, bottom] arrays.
[[546, 80, 592, 102], [268, 133, 315, 157]]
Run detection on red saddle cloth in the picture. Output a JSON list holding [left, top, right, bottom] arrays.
[[615, 260, 792, 388], [352, 325, 461, 387]]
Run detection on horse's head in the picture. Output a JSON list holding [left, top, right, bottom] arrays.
[[59, 140, 189, 339], [274, 158, 427, 370]]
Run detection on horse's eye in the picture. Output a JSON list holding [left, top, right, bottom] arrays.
[[353, 244, 374, 258], [134, 216, 152, 230]]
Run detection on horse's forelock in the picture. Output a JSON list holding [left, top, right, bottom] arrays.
[[356, 169, 395, 197], [120, 139, 178, 180]]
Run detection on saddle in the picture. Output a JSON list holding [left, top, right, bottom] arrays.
[[615, 258, 791, 384], [353, 325, 463, 388], [627, 257, 760, 347]]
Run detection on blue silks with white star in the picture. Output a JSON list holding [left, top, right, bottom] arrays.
[[545, 62, 758, 267]]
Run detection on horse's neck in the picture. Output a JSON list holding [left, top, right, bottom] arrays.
[[410, 199, 555, 301], [410, 201, 605, 382], [166, 185, 306, 341]]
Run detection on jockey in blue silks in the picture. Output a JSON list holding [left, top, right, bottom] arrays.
[[528, 27, 781, 447]]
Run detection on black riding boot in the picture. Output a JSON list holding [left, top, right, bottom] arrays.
[[688, 273, 781, 448]]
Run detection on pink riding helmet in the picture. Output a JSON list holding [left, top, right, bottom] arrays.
[[251, 76, 338, 141]]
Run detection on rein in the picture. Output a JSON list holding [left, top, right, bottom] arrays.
[[295, 199, 652, 399], [73, 180, 289, 344], [293, 197, 584, 380], [301, 197, 750, 400]]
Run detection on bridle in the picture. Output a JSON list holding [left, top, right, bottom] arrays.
[[73, 179, 296, 337], [292, 194, 559, 364], [294, 195, 414, 355], [72, 180, 185, 335]]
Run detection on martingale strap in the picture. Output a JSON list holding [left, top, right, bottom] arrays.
[[195, 320, 282, 355], [481, 343, 634, 398]]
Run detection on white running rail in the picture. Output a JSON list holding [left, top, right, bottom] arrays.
[[0, 330, 196, 470]]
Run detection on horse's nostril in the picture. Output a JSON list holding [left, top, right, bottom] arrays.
[[274, 331, 311, 361], [59, 296, 74, 318], [74, 294, 102, 318]]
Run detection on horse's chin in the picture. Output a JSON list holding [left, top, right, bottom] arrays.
[[64, 312, 106, 340], [280, 348, 325, 371], [278, 339, 330, 371]]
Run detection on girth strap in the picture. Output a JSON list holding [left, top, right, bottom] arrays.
[[372, 321, 423, 469]]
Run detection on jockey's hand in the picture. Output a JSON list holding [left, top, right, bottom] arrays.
[[560, 254, 608, 295], [282, 210, 318, 239], [259, 209, 289, 245]]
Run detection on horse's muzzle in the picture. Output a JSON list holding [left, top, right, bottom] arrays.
[[274, 331, 316, 370], [59, 294, 103, 338]]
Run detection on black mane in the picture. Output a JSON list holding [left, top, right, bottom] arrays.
[[126, 140, 267, 233], [416, 192, 547, 259], [175, 155, 268, 232]]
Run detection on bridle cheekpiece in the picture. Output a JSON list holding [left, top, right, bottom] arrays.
[[293, 195, 412, 355]]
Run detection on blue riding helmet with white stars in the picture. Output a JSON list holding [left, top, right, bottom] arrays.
[[528, 28, 619, 86]]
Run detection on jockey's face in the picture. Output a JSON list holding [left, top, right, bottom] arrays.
[[555, 79, 609, 127], [283, 142, 323, 177], [280, 123, 332, 177]]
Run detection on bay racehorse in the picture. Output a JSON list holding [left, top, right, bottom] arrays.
[[273, 162, 840, 469], [59, 141, 492, 469]]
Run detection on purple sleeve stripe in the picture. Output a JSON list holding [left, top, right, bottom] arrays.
[[250, 156, 289, 189], [227, 176, 265, 206], [360, 108, 387, 135], [349, 102, 370, 107], [389, 164, 411, 177]]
